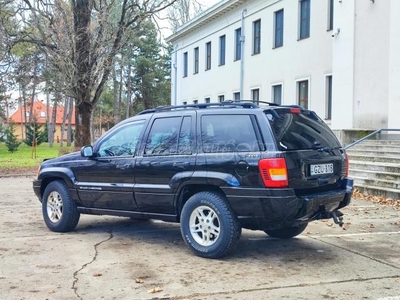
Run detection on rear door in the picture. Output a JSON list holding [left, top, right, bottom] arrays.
[[264, 107, 347, 193], [198, 112, 264, 188], [134, 111, 196, 214]]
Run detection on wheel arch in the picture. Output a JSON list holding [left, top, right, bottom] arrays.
[[175, 183, 227, 222], [38, 168, 76, 199]]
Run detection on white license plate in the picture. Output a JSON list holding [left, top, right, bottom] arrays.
[[310, 163, 334, 176]]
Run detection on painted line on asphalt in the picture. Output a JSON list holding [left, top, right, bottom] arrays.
[[310, 231, 400, 238], [247, 231, 400, 241]]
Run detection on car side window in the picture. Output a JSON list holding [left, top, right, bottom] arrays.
[[97, 121, 144, 157], [145, 116, 192, 156], [178, 116, 192, 155], [201, 114, 260, 153]]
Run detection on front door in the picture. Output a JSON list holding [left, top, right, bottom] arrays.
[[73, 120, 145, 210]]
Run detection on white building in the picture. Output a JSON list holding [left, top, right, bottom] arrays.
[[166, 0, 400, 142]]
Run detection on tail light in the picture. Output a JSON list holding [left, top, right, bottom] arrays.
[[258, 158, 288, 188]]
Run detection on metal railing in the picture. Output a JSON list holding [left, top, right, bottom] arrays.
[[344, 129, 400, 150]]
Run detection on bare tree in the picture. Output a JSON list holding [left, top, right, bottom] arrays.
[[0, 0, 177, 148], [167, 0, 203, 33]]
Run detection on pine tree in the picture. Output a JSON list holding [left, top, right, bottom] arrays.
[[24, 121, 47, 147], [5, 121, 22, 153]]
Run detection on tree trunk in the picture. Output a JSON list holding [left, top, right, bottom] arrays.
[[74, 101, 93, 149], [73, 0, 92, 148], [46, 88, 52, 146], [60, 97, 68, 147], [28, 56, 38, 122], [49, 100, 58, 147], [112, 65, 120, 124], [67, 97, 73, 146], [21, 87, 27, 140], [90, 108, 95, 144], [126, 64, 132, 119], [118, 65, 123, 120]]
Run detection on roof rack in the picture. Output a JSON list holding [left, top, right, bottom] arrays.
[[137, 100, 281, 115]]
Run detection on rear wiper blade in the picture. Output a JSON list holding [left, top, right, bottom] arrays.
[[317, 146, 341, 153]]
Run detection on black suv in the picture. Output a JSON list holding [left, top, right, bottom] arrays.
[[33, 102, 353, 258]]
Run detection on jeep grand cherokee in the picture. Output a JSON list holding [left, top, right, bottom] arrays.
[[33, 102, 353, 258]]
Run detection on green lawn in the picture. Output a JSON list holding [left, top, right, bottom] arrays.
[[0, 142, 75, 170]]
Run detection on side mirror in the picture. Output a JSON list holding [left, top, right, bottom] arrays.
[[80, 145, 94, 158]]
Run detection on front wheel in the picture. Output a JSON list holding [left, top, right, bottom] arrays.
[[264, 223, 308, 239], [42, 180, 80, 232], [180, 191, 241, 259]]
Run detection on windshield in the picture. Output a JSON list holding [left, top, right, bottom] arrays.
[[265, 109, 341, 151]]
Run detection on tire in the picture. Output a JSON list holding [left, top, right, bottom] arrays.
[[180, 191, 241, 259], [264, 223, 308, 239], [42, 180, 80, 232]]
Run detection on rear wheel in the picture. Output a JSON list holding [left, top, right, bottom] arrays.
[[180, 191, 241, 259], [42, 180, 80, 232], [264, 223, 308, 239]]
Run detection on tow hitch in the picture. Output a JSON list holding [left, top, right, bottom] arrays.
[[331, 210, 344, 227]]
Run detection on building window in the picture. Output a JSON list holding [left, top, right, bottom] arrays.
[[233, 92, 240, 101], [298, 80, 309, 109], [274, 9, 284, 48], [272, 84, 282, 105], [193, 100, 198, 104], [235, 28, 241, 61], [26, 112, 30, 117], [205, 42, 211, 70], [299, 0, 310, 40], [183, 52, 188, 77], [40, 111, 46, 118], [325, 75, 332, 119], [328, 0, 334, 31], [218, 95, 225, 102], [219, 35, 226, 66], [251, 89, 260, 104], [205, 97, 211, 103], [253, 20, 261, 55], [194, 47, 199, 74]]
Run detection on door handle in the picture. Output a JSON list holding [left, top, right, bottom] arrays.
[[116, 164, 130, 170], [173, 162, 190, 168]]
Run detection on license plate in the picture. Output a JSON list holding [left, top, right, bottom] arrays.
[[310, 163, 334, 176]]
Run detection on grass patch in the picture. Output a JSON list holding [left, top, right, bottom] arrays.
[[0, 142, 75, 171]]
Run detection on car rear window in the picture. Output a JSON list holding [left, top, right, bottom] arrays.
[[265, 108, 341, 151], [201, 114, 262, 152]]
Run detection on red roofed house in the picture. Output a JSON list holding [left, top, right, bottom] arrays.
[[8, 100, 75, 142]]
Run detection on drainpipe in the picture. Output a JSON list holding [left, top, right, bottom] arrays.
[[173, 45, 178, 105], [240, 9, 247, 100]]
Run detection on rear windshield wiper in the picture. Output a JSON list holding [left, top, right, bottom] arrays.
[[317, 146, 341, 153]]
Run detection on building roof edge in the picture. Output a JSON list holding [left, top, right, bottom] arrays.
[[166, 0, 247, 43]]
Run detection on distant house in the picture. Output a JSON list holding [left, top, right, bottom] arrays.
[[8, 100, 75, 142]]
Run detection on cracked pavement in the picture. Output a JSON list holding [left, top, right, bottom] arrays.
[[0, 176, 399, 300]]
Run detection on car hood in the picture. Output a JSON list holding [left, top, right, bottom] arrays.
[[41, 151, 82, 166]]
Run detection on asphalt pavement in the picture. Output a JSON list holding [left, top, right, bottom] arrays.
[[0, 176, 399, 300]]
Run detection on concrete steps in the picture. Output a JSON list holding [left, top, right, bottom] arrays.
[[347, 140, 400, 199]]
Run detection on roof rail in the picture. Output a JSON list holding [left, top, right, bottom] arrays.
[[137, 100, 282, 115]]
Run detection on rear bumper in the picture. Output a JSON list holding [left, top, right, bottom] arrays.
[[222, 179, 354, 230]]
